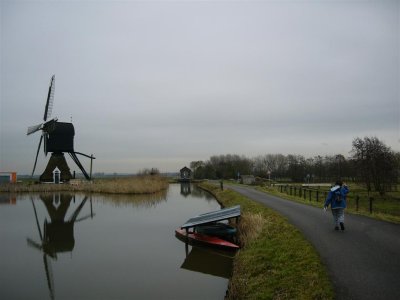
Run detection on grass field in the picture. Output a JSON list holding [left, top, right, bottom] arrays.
[[262, 183, 400, 224]]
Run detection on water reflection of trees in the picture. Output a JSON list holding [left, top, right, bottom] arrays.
[[93, 190, 167, 208], [191, 185, 215, 200], [178, 183, 215, 201]]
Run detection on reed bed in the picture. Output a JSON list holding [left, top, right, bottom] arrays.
[[0, 175, 168, 195]]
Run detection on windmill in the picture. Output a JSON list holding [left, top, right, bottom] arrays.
[[27, 75, 95, 181]]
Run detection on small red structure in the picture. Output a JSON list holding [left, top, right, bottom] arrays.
[[0, 172, 17, 184]]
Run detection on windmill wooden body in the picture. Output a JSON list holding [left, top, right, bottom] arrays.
[[27, 75, 95, 181]]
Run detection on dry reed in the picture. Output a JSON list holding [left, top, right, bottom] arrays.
[[237, 212, 266, 248], [0, 175, 168, 195]]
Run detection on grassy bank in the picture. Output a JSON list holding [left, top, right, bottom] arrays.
[[0, 175, 169, 194], [198, 182, 333, 300]]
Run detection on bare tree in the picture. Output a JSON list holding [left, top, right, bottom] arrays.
[[190, 161, 205, 179], [351, 136, 398, 195]]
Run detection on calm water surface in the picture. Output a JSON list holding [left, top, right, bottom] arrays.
[[0, 184, 232, 300]]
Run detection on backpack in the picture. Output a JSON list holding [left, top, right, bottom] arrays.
[[333, 189, 342, 202]]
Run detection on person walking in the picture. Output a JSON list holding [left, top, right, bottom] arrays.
[[324, 180, 349, 230]]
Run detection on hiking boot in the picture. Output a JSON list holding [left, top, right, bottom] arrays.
[[334, 226, 339, 231], [340, 222, 345, 231]]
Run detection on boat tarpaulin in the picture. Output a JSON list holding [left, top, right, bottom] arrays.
[[181, 205, 241, 229]]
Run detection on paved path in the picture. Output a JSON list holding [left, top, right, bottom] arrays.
[[228, 185, 400, 300]]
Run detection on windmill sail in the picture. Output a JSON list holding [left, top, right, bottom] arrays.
[[32, 135, 43, 176], [27, 75, 55, 136], [27, 123, 43, 135], [43, 75, 55, 122]]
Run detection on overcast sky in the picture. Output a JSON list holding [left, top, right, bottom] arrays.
[[1, 0, 399, 175]]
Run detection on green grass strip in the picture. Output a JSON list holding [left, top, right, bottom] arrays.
[[199, 182, 333, 300]]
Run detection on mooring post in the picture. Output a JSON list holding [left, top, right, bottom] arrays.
[[185, 241, 189, 256]]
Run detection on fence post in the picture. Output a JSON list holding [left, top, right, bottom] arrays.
[[303, 189, 306, 200], [356, 195, 359, 211], [309, 190, 312, 202], [369, 197, 373, 213], [316, 191, 319, 202]]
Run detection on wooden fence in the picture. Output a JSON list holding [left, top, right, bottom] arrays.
[[273, 184, 378, 214]]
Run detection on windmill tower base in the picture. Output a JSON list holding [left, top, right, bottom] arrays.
[[40, 153, 73, 183]]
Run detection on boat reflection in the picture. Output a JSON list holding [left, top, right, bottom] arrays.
[[26, 193, 94, 300], [179, 245, 234, 279]]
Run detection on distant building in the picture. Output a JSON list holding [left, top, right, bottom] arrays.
[[0, 172, 17, 184], [179, 166, 192, 181], [240, 175, 256, 185]]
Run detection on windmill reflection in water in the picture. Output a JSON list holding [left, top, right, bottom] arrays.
[[27, 194, 94, 300]]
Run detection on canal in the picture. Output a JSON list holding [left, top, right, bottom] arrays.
[[0, 183, 232, 300]]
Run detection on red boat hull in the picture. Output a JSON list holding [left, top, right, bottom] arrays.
[[175, 228, 239, 250]]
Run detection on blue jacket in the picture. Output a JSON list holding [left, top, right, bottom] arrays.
[[324, 185, 349, 209]]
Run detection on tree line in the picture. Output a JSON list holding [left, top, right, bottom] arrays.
[[190, 136, 399, 196]]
